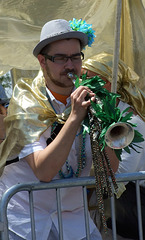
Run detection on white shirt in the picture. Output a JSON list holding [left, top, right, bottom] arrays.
[[117, 101, 145, 187], [0, 88, 101, 240]]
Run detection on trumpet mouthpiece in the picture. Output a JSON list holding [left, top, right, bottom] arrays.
[[67, 73, 76, 83], [67, 72, 74, 79]]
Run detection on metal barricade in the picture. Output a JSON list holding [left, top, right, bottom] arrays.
[[0, 172, 145, 240], [110, 172, 145, 240]]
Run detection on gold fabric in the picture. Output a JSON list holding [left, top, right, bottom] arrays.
[[120, 0, 145, 91], [1, 0, 145, 94], [82, 52, 145, 122], [11, 69, 39, 87], [0, 70, 70, 174]]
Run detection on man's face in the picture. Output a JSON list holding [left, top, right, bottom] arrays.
[[38, 39, 82, 94]]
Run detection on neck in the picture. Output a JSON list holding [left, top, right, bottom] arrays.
[[49, 89, 69, 105], [46, 82, 74, 96]]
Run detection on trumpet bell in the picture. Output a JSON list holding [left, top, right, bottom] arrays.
[[105, 122, 134, 149]]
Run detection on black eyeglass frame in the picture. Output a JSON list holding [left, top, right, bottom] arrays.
[[42, 52, 84, 63]]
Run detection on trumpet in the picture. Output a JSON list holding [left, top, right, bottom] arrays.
[[68, 73, 135, 150], [105, 122, 134, 149]]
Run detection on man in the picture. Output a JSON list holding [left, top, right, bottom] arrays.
[[0, 19, 102, 239], [81, 52, 145, 239]]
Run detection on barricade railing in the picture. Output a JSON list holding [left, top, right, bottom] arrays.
[[0, 171, 145, 240], [110, 172, 145, 240]]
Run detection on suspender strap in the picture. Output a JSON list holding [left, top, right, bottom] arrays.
[[6, 157, 19, 165], [46, 123, 63, 145]]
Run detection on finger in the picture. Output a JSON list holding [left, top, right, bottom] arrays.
[[75, 88, 90, 103], [74, 90, 94, 110], [71, 86, 94, 99]]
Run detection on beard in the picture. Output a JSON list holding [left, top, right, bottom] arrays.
[[45, 64, 74, 88]]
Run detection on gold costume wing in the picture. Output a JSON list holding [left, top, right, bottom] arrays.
[[0, 71, 69, 174]]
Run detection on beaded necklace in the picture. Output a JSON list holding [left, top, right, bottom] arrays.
[[46, 90, 87, 178], [51, 122, 86, 179]]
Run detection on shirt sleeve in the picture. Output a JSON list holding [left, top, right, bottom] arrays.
[[116, 114, 145, 174], [19, 128, 51, 159]]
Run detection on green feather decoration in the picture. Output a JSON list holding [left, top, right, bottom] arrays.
[[75, 74, 144, 161]]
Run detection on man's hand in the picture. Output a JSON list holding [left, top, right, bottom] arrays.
[[70, 86, 95, 123]]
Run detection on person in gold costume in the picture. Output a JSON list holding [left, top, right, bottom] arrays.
[[0, 19, 104, 240], [81, 52, 145, 239]]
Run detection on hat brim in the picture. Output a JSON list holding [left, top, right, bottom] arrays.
[[33, 31, 88, 57]]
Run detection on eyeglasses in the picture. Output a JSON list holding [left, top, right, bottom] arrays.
[[42, 52, 84, 64]]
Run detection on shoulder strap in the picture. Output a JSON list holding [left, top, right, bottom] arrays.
[[46, 123, 63, 145]]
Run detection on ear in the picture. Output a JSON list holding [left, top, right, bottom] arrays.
[[37, 54, 46, 69]]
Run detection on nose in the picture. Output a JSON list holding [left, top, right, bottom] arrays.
[[64, 58, 74, 68]]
